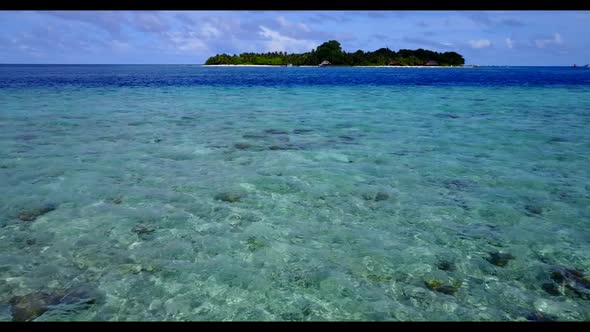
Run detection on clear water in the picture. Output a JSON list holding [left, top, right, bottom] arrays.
[[1, 65, 590, 321]]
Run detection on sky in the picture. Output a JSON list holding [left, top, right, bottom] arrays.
[[0, 11, 589, 65]]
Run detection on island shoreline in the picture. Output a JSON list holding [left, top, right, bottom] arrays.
[[205, 40, 466, 67], [203, 64, 473, 68]]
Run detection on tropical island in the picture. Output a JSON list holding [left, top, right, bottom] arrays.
[[204, 40, 465, 67]]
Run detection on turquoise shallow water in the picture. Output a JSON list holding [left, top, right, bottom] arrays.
[[1, 66, 590, 321]]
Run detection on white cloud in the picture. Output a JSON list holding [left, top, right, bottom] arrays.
[[505, 37, 514, 48], [276, 16, 312, 34], [133, 12, 169, 33], [277, 16, 288, 27], [111, 40, 131, 53], [468, 39, 492, 48], [535, 33, 562, 48], [258, 25, 317, 53], [299, 23, 312, 33], [199, 23, 222, 39], [165, 31, 208, 54], [194, 16, 241, 40]]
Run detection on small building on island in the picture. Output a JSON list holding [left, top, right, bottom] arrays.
[[425, 60, 439, 66], [319, 60, 331, 67]]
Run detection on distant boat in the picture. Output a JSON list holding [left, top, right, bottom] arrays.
[[573, 64, 577, 68], [286, 63, 293, 67]]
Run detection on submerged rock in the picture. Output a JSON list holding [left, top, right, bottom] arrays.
[[362, 192, 390, 202], [424, 279, 462, 295], [338, 135, 355, 142], [264, 129, 289, 135], [132, 224, 156, 236], [547, 137, 567, 143], [233, 142, 267, 152], [55, 285, 99, 306], [542, 282, 561, 296], [234, 142, 254, 150], [293, 129, 313, 134], [15, 134, 37, 141], [486, 252, 515, 267], [525, 311, 557, 322], [436, 113, 460, 119], [18, 204, 57, 222], [524, 204, 543, 216], [105, 197, 123, 205], [375, 192, 390, 201], [365, 273, 393, 283], [8, 293, 54, 321], [443, 179, 474, 191], [215, 193, 242, 203], [246, 236, 266, 252], [121, 263, 160, 275], [269, 145, 298, 151], [549, 266, 590, 299], [436, 260, 456, 272], [554, 191, 571, 201], [8, 286, 98, 321], [451, 196, 470, 210], [242, 133, 267, 140]]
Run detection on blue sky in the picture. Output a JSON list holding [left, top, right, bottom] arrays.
[[0, 11, 589, 65]]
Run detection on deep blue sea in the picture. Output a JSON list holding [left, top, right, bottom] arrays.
[[1, 65, 589, 321]]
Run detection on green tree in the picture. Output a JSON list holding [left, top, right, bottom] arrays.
[[314, 40, 346, 65], [203, 40, 465, 67]]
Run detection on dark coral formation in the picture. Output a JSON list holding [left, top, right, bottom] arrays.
[[548, 267, 590, 299], [525, 311, 556, 322], [15, 134, 37, 141], [362, 192, 390, 202], [8, 286, 98, 321], [436, 260, 456, 272], [105, 197, 123, 205], [443, 179, 474, 191], [132, 224, 156, 236], [264, 129, 289, 135], [293, 129, 313, 134], [215, 193, 242, 203], [524, 204, 543, 216], [269, 145, 298, 151], [234, 142, 254, 150], [424, 279, 462, 295], [338, 135, 355, 142], [246, 236, 266, 252], [486, 252, 515, 267], [18, 204, 57, 222]]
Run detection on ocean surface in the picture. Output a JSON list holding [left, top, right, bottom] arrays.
[[0, 65, 589, 321]]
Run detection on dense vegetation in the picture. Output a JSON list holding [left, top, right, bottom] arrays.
[[205, 40, 465, 66]]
